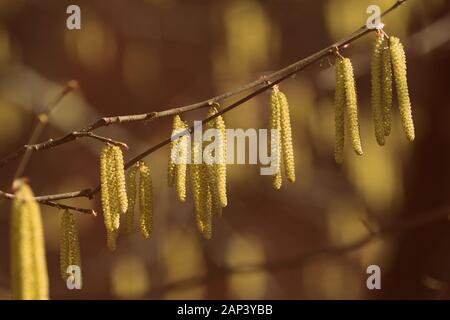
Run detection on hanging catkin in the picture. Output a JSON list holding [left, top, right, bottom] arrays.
[[100, 145, 119, 250], [138, 162, 153, 238], [390, 36, 415, 141], [60, 210, 82, 287], [11, 180, 49, 300], [111, 146, 128, 214], [381, 44, 393, 137], [270, 86, 282, 189], [206, 105, 228, 208], [190, 141, 204, 234], [125, 164, 138, 233], [371, 34, 386, 146], [334, 57, 346, 164], [200, 162, 213, 239], [277, 90, 296, 183], [342, 58, 363, 155], [168, 115, 189, 202]]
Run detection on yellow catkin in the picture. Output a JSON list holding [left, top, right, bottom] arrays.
[[342, 58, 364, 155], [60, 210, 82, 287], [371, 34, 386, 146], [100, 145, 113, 231], [125, 164, 138, 234], [277, 90, 296, 183], [390, 36, 415, 141], [11, 180, 49, 300], [190, 141, 205, 234], [106, 147, 120, 232], [207, 105, 228, 208], [334, 57, 346, 164], [382, 44, 393, 137], [100, 145, 119, 250], [168, 115, 181, 188], [111, 146, 128, 214], [270, 87, 282, 189], [176, 120, 189, 203], [138, 162, 153, 238], [200, 163, 213, 239]]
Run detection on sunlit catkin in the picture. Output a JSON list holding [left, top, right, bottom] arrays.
[[334, 57, 346, 164], [390, 36, 415, 141], [342, 58, 363, 155], [111, 146, 128, 214], [200, 163, 213, 239], [190, 141, 204, 234], [169, 115, 189, 202], [60, 210, 82, 287], [371, 34, 386, 146], [270, 87, 282, 189], [382, 44, 393, 137], [138, 162, 153, 238], [100, 145, 113, 231], [207, 105, 228, 208], [11, 180, 49, 300], [125, 164, 138, 233], [277, 90, 296, 183]]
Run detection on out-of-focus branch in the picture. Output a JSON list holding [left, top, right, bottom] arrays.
[[148, 205, 450, 297]]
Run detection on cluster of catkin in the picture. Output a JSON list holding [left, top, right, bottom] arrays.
[[60, 210, 81, 286], [10, 180, 49, 300], [270, 86, 296, 189], [167, 106, 227, 239], [334, 34, 414, 163], [100, 145, 153, 250], [371, 34, 415, 145]]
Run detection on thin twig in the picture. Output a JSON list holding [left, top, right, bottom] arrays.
[[12, 80, 79, 180], [0, 190, 95, 215], [0, 0, 409, 204]]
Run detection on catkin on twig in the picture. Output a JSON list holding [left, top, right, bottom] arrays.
[[11, 180, 49, 300], [206, 105, 228, 208], [371, 34, 386, 146], [390, 36, 415, 141], [60, 210, 82, 287], [342, 58, 363, 156], [169, 115, 189, 202], [100, 145, 120, 250], [381, 44, 393, 137], [111, 146, 128, 214], [334, 57, 346, 164], [125, 164, 138, 233], [270, 87, 282, 189], [138, 162, 153, 238], [277, 90, 296, 183]]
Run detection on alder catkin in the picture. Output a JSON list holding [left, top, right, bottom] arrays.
[[342, 58, 363, 156], [390, 36, 415, 141], [60, 210, 82, 287], [207, 105, 228, 208], [138, 162, 153, 238], [371, 34, 386, 146], [11, 180, 49, 300], [200, 163, 213, 239], [106, 147, 120, 231], [382, 44, 393, 137], [125, 164, 138, 233], [111, 146, 128, 214], [334, 57, 346, 164], [270, 87, 282, 189], [190, 141, 204, 234], [176, 120, 189, 203], [100, 145, 113, 231], [277, 90, 296, 183]]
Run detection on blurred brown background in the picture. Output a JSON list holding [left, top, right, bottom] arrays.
[[0, 0, 449, 299]]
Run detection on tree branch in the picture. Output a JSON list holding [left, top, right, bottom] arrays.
[[0, 0, 409, 206]]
